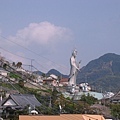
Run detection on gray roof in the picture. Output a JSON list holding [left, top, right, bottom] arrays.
[[0, 67, 5, 71], [2, 94, 41, 108], [0, 67, 9, 72], [110, 91, 120, 101]]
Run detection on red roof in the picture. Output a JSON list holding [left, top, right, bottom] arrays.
[[60, 78, 68, 83]]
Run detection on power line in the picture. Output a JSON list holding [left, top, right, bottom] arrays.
[[0, 46, 32, 60], [33, 60, 49, 72], [0, 45, 51, 72], [0, 60, 45, 115], [0, 48, 52, 73], [0, 35, 68, 71]]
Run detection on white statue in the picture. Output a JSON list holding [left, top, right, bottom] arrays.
[[68, 49, 81, 86]]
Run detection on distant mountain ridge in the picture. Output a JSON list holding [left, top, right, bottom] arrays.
[[34, 69, 68, 78], [47, 69, 68, 78], [77, 53, 120, 92]]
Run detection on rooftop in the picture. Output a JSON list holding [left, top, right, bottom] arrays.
[[19, 114, 105, 120], [2, 94, 41, 109]]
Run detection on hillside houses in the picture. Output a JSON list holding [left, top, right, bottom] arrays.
[[0, 55, 120, 119], [0, 94, 41, 119], [0, 55, 69, 87], [109, 91, 120, 104]]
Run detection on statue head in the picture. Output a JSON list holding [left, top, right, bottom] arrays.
[[72, 49, 77, 57]]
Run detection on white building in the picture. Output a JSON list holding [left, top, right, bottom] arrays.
[[0, 68, 9, 77]]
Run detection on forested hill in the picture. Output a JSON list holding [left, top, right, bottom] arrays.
[[77, 53, 120, 92], [34, 69, 68, 78]]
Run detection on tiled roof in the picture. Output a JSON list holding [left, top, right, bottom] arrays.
[[19, 114, 105, 120], [2, 94, 41, 108], [110, 90, 120, 101], [60, 78, 68, 82], [43, 79, 54, 81], [0, 67, 6, 71]]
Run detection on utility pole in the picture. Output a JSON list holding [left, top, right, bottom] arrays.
[[49, 96, 52, 108], [0, 86, 3, 102], [31, 59, 34, 73]]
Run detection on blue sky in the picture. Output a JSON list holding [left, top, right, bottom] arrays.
[[0, 0, 120, 74]]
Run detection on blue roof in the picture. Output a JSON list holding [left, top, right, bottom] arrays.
[[63, 91, 103, 100]]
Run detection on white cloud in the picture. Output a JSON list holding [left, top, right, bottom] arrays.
[[9, 21, 73, 46], [0, 22, 73, 73]]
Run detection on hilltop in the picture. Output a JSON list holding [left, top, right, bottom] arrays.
[[77, 53, 120, 92], [34, 69, 68, 78]]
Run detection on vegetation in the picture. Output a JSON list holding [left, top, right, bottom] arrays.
[[16, 62, 22, 68], [18, 79, 24, 88], [1, 79, 120, 119], [110, 104, 120, 119], [77, 53, 120, 92], [80, 93, 98, 105], [1, 53, 120, 119], [9, 72, 21, 79]]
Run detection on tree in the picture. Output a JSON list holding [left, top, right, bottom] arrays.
[[110, 104, 120, 119], [80, 93, 98, 105], [12, 62, 16, 67], [37, 105, 59, 115], [42, 73, 46, 78], [3, 63, 7, 69], [16, 62, 22, 68], [18, 80, 24, 88], [51, 87, 58, 107]]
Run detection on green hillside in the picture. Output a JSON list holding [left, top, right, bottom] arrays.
[[77, 53, 120, 92]]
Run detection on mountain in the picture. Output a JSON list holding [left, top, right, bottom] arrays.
[[46, 69, 68, 78], [77, 53, 120, 92], [34, 71, 43, 75], [34, 69, 68, 78]]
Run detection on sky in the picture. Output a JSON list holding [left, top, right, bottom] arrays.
[[0, 0, 120, 75]]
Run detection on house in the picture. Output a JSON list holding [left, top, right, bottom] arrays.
[[49, 74, 58, 79], [16, 68, 26, 72], [19, 114, 106, 120], [109, 90, 120, 103], [32, 73, 43, 84], [2, 94, 41, 109], [42, 74, 61, 86], [0, 67, 9, 79], [43, 78, 57, 86], [59, 78, 68, 86]]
